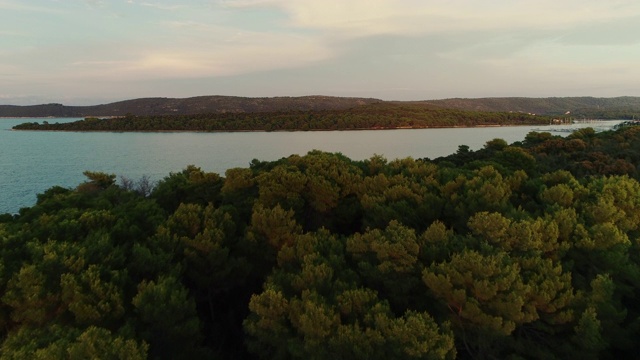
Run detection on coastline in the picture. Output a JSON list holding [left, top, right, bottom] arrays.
[[10, 123, 550, 134]]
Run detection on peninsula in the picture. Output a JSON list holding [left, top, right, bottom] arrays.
[[12, 102, 551, 132], [8, 95, 640, 132]]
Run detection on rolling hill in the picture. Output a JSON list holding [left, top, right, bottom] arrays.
[[0, 96, 381, 117], [418, 96, 640, 117], [2, 95, 640, 118]]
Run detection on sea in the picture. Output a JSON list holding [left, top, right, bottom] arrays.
[[0, 118, 624, 214]]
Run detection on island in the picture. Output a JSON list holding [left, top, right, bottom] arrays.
[[12, 102, 553, 132]]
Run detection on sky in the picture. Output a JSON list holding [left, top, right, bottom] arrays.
[[1, 0, 640, 105]]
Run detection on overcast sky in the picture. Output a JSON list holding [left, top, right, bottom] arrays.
[[2, 0, 640, 105]]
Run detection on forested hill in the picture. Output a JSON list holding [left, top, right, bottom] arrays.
[[0, 96, 380, 117], [4, 95, 640, 118], [13, 103, 551, 132], [420, 96, 640, 118]]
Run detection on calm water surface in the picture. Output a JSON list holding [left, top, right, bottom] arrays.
[[0, 118, 623, 214]]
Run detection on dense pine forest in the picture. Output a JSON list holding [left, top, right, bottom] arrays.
[[12, 103, 551, 132], [3, 123, 640, 358]]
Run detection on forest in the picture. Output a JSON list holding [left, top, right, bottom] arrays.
[[2, 123, 640, 359], [12, 103, 551, 132]]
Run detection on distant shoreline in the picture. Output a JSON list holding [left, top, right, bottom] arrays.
[[11, 123, 548, 134], [0, 116, 102, 119], [3, 95, 640, 120]]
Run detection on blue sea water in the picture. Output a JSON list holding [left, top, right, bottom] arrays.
[[0, 118, 623, 214]]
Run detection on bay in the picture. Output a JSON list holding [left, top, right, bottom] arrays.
[[0, 117, 623, 214]]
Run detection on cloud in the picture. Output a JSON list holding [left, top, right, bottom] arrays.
[[8, 1, 640, 82], [0, 30, 26, 37], [0, 0, 333, 83], [556, 15, 640, 46], [19, 24, 332, 83], [3, 0, 640, 102], [224, 0, 640, 38], [97, 32, 330, 79], [139, 2, 185, 11], [0, 0, 64, 13]]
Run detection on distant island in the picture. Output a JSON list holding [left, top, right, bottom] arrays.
[[12, 102, 552, 132], [8, 95, 640, 132]]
